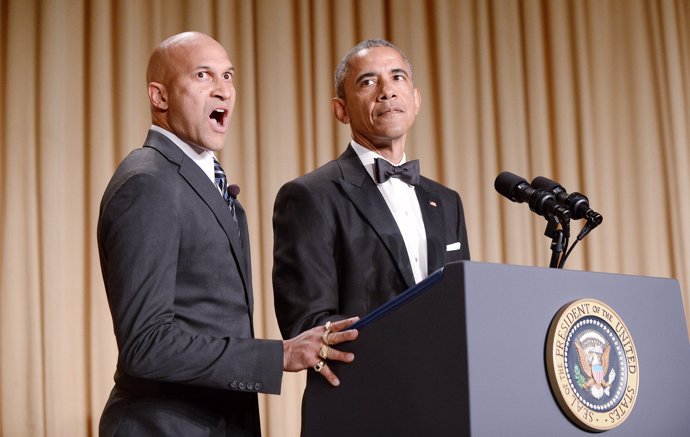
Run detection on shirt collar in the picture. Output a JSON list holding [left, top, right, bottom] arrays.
[[150, 125, 216, 182]]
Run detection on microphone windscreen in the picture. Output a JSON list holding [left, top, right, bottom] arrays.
[[531, 176, 558, 191], [228, 184, 240, 198], [494, 171, 527, 199]]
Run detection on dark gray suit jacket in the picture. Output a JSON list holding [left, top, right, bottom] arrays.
[[273, 145, 470, 339], [98, 130, 282, 437]]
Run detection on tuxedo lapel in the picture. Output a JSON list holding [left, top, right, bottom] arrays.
[[143, 131, 253, 307], [336, 146, 416, 289], [416, 179, 447, 274]]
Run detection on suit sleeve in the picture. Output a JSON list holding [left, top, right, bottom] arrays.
[[272, 180, 342, 339], [98, 171, 283, 394]]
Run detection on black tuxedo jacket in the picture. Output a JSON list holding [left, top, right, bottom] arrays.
[[272, 145, 470, 339], [97, 130, 283, 437]]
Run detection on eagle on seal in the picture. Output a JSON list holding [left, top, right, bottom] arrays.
[[574, 330, 613, 399]]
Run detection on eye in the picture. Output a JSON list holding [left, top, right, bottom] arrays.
[[223, 72, 233, 80], [360, 78, 375, 87], [393, 74, 405, 81], [196, 71, 209, 79]]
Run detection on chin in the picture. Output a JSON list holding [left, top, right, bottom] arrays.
[[376, 129, 407, 140], [203, 137, 227, 152]]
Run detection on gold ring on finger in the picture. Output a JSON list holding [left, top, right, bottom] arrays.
[[319, 345, 330, 360], [322, 321, 332, 345], [313, 360, 325, 373]]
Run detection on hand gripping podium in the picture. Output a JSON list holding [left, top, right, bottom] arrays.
[[301, 261, 690, 436]]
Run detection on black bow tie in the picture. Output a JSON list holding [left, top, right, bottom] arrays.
[[374, 158, 420, 186]]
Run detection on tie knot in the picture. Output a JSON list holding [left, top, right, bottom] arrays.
[[374, 158, 420, 186], [213, 158, 226, 178]]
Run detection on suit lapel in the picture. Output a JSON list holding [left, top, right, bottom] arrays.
[[416, 179, 447, 274], [177, 159, 250, 284], [143, 131, 253, 310], [232, 200, 254, 311], [336, 146, 417, 289]]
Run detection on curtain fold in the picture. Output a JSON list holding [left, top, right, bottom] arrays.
[[1, 1, 688, 436]]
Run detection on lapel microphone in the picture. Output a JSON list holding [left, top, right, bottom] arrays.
[[228, 184, 240, 199]]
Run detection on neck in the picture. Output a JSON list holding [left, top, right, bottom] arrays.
[[352, 134, 406, 164]]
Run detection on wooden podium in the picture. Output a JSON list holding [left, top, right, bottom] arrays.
[[301, 261, 690, 436]]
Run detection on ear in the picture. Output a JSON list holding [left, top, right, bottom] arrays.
[[332, 97, 350, 124], [413, 87, 421, 115], [148, 82, 168, 110]]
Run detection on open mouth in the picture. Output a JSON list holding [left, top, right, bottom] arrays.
[[209, 108, 228, 127]]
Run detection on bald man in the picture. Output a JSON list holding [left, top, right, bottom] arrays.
[[97, 32, 357, 437]]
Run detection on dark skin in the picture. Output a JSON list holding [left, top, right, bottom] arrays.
[[283, 318, 359, 386], [332, 46, 421, 165], [147, 32, 359, 386]]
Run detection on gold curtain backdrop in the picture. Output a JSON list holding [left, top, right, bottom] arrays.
[[1, 0, 689, 435]]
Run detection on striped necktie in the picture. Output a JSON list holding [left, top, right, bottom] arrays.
[[213, 158, 240, 236]]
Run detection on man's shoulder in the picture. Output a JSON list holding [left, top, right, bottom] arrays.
[[283, 158, 342, 188], [285, 146, 365, 186], [274, 159, 350, 211], [101, 147, 177, 204], [112, 146, 173, 179], [419, 175, 460, 197]]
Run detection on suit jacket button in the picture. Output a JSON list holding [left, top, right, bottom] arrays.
[[247, 382, 254, 390], [255, 383, 262, 391], [229, 380, 238, 389], [239, 382, 246, 390]]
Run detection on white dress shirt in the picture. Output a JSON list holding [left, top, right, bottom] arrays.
[[351, 141, 428, 283], [150, 125, 218, 188]]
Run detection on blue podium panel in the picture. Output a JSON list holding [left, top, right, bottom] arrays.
[[302, 262, 690, 437]]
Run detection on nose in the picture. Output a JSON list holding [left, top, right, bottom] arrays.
[[378, 79, 396, 101], [212, 78, 234, 101]]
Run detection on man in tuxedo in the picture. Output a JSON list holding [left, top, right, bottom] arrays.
[[97, 31, 357, 437], [273, 39, 470, 340]]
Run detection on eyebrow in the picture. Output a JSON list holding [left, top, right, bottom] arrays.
[[354, 72, 376, 85], [193, 65, 236, 75], [390, 68, 409, 77], [354, 68, 409, 84]]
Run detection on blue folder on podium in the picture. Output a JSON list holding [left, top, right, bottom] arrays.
[[347, 266, 445, 331], [301, 261, 690, 437]]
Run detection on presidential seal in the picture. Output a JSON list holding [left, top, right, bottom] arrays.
[[546, 299, 639, 432]]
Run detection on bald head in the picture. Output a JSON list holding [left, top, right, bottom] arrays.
[[146, 32, 222, 86], [146, 32, 236, 152]]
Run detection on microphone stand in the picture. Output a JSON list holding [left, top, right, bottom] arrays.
[[544, 216, 570, 269]]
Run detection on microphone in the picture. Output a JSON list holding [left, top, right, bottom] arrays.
[[228, 184, 240, 199], [494, 172, 570, 222], [531, 176, 602, 225]]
